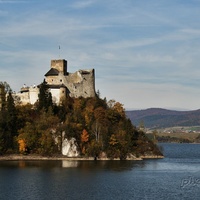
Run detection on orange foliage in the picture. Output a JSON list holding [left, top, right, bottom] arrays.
[[81, 129, 89, 154], [18, 139, 26, 153], [81, 129, 89, 143]]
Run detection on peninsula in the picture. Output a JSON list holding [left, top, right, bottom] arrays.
[[0, 59, 163, 160]]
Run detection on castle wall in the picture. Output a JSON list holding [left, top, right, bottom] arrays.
[[50, 88, 60, 104], [45, 74, 64, 85], [15, 92, 30, 105], [59, 87, 67, 102], [29, 87, 39, 104], [14, 87, 39, 105], [63, 69, 95, 98]]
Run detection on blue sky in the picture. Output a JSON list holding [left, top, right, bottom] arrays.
[[1, 0, 200, 110]]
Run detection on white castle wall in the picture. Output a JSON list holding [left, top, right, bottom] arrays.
[[14, 86, 39, 105], [50, 88, 60, 104]]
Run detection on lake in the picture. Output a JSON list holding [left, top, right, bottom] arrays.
[[0, 143, 200, 200]]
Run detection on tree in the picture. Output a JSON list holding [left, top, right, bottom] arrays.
[[0, 83, 18, 152], [0, 83, 6, 153], [81, 129, 89, 143], [18, 108, 60, 155], [36, 108, 60, 155], [0, 81, 11, 94], [5, 92, 18, 149], [80, 129, 89, 154], [113, 102, 125, 118], [87, 140, 102, 159], [18, 139, 26, 154], [37, 79, 53, 112], [96, 90, 100, 98], [18, 122, 39, 153], [0, 84, 6, 111]]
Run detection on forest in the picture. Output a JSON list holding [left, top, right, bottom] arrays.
[[0, 81, 162, 160]]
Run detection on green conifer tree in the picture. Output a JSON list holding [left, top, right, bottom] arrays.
[[37, 79, 53, 112]]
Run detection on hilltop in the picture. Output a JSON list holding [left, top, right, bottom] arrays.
[[126, 108, 200, 128]]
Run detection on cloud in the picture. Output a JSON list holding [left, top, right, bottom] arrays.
[[1, 0, 200, 110]]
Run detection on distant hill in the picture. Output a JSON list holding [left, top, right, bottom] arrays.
[[126, 108, 200, 128]]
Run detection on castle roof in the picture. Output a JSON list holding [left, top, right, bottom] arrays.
[[45, 68, 59, 76]]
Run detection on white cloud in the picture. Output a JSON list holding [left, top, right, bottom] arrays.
[[1, 0, 200, 110]]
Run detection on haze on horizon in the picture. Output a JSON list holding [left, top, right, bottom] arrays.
[[0, 0, 200, 111]]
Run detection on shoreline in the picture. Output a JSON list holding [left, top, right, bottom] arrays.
[[0, 154, 164, 161]]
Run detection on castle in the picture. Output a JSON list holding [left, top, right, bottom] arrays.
[[13, 59, 96, 105]]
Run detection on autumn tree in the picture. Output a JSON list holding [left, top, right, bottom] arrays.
[[18, 122, 39, 153], [18, 108, 60, 155], [80, 129, 89, 154], [18, 139, 26, 154], [108, 129, 131, 160]]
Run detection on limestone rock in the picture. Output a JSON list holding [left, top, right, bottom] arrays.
[[62, 138, 80, 157]]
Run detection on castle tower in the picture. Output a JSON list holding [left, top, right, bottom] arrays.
[[51, 59, 67, 75]]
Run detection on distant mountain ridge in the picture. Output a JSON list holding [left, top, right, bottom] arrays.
[[126, 108, 200, 128]]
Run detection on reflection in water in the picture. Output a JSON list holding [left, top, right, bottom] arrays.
[[0, 160, 150, 171], [18, 161, 26, 168], [77, 160, 148, 171], [62, 161, 78, 168]]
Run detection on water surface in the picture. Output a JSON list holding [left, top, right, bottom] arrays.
[[0, 143, 200, 200]]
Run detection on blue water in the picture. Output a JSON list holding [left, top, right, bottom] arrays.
[[0, 143, 200, 200]]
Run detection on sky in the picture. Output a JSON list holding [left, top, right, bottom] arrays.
[[1, 0, 200, 110]]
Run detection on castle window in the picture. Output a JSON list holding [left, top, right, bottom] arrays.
[[52, 79, 53, 82], [60, 79, 62, 82]]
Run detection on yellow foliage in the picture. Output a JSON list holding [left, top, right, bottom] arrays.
[[109, 134, 118, 146], [113, 102, 125, 117], [18, 139, 26, 153]]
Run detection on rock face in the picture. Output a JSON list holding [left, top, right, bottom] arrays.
[[62, 138, 80, 157]]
